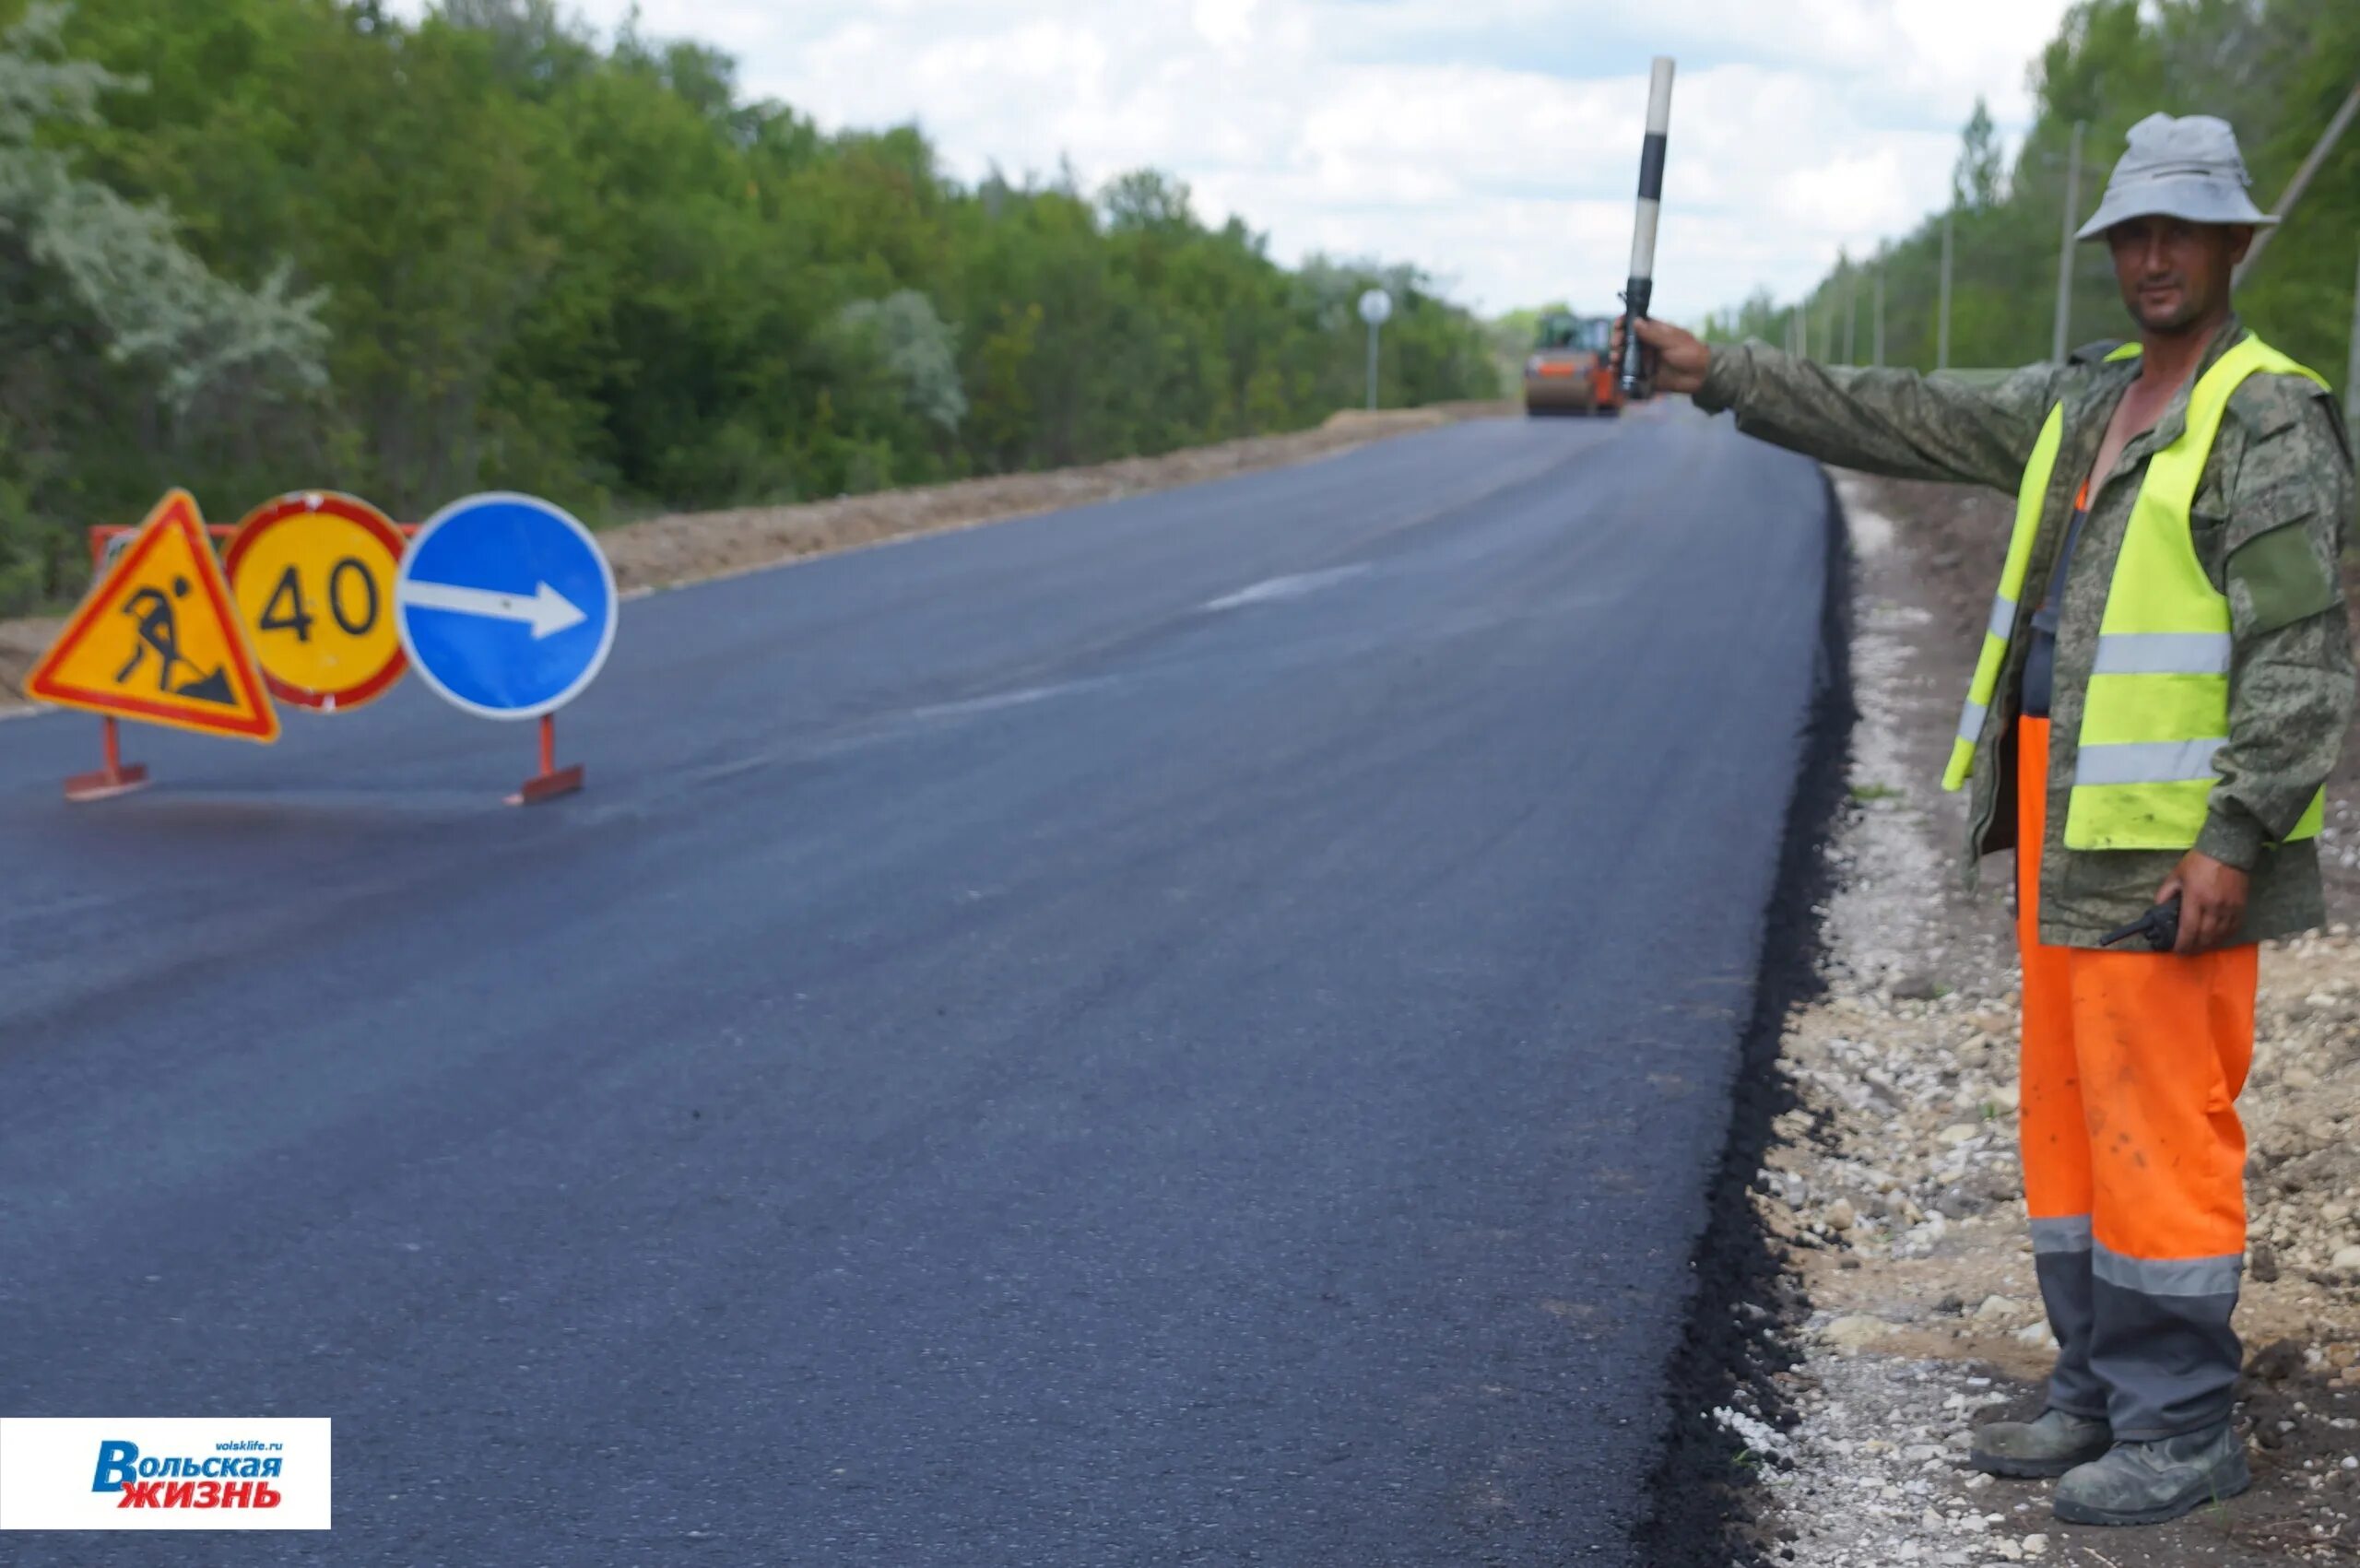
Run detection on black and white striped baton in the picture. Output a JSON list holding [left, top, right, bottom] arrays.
[[1615, 56, 1677, 398]]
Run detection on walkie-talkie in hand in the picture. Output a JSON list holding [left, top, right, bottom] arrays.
[[2098, 895, 2182, 952]]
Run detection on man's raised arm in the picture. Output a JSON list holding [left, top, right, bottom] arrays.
[[1616, 316, 2060, 494]]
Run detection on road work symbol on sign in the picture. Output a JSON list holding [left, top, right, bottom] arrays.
[[225, 491, 410, 713], [26, 490, 280, 742], [394, 491, 616, 721]]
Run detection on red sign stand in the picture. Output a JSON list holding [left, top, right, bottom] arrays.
[[507, 713, 584, 806], [65, 716, 152, 803]]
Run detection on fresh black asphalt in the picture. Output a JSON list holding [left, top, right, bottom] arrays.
[[0, 413, 1834, 1565]]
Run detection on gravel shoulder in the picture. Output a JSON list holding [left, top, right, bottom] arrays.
[[1730, 471, 2360, 1567], [0, 402, 1510, 714]]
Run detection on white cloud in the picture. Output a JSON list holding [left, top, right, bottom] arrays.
[[395, 0, 2081, 317], [1191, 0, 1262, 51]]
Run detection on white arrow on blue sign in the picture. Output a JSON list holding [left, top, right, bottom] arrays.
[[395, 491, 618, 720]]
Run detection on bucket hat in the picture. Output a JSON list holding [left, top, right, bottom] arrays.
[[2075, 112, 2276, 241]]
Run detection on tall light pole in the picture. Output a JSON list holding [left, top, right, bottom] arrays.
[[1358, 288, 1392, 411], [2346, 242, 2360, 432], [1937, 205, 1954, 371], [1872, 264, 1885, 369], [2237, 81, 2360, 287], [1842, 265, 1856, 365], [2052, 120, 2084, 361]]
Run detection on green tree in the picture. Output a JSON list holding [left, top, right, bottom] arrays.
[[0, 1, 326, 611], [837, 290, 967, 436], [1713, 0, 2357, 386], [0, 0, 1500, 610], [1954, 97, 2004, 210]]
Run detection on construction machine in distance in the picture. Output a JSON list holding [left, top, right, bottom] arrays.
[[1521, 312, 1625, 417]]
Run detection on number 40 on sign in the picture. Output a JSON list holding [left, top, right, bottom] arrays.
[[223, 492, 411, 712]]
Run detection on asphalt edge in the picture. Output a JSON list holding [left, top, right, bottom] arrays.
[[1634, 465, 1857, 1566]]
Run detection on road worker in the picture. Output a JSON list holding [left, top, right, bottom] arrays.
[[1620, 113, 2354, 1526]]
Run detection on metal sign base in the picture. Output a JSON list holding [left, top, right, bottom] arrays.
[[506, 713, 584, 807], [64, 717, 152, 803]]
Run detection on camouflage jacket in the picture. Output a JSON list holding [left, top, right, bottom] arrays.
[[1696, 314, 2354, 947]]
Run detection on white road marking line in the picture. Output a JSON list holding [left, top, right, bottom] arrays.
[[1200, 563, 1371, 612], [907, 678, 1111, 723]]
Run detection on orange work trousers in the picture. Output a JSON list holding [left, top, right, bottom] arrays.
[[2015, 716, 2256, 1440]]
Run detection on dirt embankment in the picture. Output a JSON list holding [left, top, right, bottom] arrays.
[[1721, 472, 2360, 1568], [0, 402, 1511, 712]]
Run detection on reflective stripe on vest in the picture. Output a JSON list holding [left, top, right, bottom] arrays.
[[1942, 334, 2330, 852]]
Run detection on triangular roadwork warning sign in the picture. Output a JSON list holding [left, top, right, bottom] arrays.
[[27, 490, 279, 742]]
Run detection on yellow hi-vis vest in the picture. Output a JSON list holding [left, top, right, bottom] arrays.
[[1941, 333, 2329, 851]]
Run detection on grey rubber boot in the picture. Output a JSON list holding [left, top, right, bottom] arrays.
[[2052, 1421, 2252, 1526], [1969, 1409, 2113, 1478]]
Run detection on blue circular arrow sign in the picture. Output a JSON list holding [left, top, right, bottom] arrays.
[[395, 492, 617, 720]]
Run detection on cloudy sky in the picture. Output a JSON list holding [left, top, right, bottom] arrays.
[[431, 0, 2084, 319]]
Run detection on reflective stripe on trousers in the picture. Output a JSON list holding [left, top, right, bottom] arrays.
[[2016, 716, 2256, 1440]]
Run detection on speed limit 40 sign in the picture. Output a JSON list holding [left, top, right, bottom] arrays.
[[225, 492, 410, 712]]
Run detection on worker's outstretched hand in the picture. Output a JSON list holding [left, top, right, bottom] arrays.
[[1608, 316, 1710, 396], [2158, 852, 2248, 955]]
